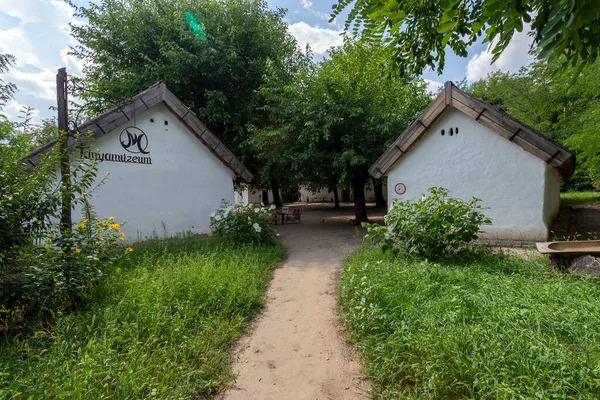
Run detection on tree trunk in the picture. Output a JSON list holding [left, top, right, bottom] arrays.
[[372, 178, 386, 208], [333, 187, 340, 209], [271, 181, 283, 208], [351, 174, 369, 224]]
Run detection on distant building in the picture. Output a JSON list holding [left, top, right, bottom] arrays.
[[370, 82, 575, 242]]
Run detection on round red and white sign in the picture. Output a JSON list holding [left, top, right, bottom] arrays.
[[394, 183, 406, 195]]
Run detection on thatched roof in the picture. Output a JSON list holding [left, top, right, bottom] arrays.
[[24, 82, 253, 183], [370, 81, 575, 180]]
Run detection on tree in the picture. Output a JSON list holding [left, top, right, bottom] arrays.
[[333, 0, 600, 76], [467, 58, 600, 189], [69, 0, 298, 183], [258, 41, 430, 223]]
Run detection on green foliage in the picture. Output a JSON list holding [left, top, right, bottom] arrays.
[[560, 191, 600, 205], [468, 58, 600, 189], [340, 246, 600, 398], [68, 0, 298, 181], [210, 201, 278, 245], [0, 53, 16, 112], [334, 0, 600, 75], [3, 216, 130, 322], [364, 187, 491, 259], [1, 235, 285, 398], [256, 40, 431, 222]]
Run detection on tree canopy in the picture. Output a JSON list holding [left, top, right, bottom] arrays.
[[255, 41, 431, 222], [333, 0, 600, 75], [69, 0, 298, 153], [468, 57, 600, 189]]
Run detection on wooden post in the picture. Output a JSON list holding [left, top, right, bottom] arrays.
[[57, 67, 72, 233]]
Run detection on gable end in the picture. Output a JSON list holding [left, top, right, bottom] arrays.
[[370, 81, 575, 180], [24, 83, 253, 183]]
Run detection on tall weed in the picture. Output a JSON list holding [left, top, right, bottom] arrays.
[[0, 235, 285, 398], [341, 246, 600, 399]]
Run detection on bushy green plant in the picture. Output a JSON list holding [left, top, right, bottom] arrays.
[[364, 187, 491, 259], [210, 201, 278, 245], [0, 236, 285, 398], [1, 216, 130, 325], [340, 246, 600, 398]]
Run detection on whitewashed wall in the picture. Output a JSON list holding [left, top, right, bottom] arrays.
[[248, 189, 272, 204], [299, 186, 342, 203], [75, 103, 235, 239], [386, 108, 561, 241]]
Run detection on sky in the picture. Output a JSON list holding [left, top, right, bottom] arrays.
[[0, 0, 536, 123]]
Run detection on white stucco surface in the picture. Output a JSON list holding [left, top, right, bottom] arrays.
[[75, 103, 235, 239], [387, 108, 561, 241]]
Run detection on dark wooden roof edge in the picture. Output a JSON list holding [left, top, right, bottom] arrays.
[[23, 82, 253, 183], [369, 81, 575, 180]]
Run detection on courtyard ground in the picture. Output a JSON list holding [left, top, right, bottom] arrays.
[[219, 202, 384, 400]]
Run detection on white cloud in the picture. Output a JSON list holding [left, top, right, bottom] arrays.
[[424, 79, 444, 95], [2, 99, 40, 124], [5, 68, 56, 100], [300, 0, 312, 9], [0, 28, 41, 67], [60, 47, 85, 76], [0, 0, 84, 119], [466, 28, 534, 81], [297, 0, 334, 23], [288, 22, 343, 55]]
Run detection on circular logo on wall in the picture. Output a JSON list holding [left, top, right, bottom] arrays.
[[119, 127, 149, 154], [394, 183, 406, 195]]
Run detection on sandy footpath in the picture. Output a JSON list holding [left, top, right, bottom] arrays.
[[218, 204, 381, 400]]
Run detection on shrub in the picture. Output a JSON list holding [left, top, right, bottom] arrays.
[[210, 201, 278, 245], [364, 187, 491, 259], [1, 216, 130, 326]]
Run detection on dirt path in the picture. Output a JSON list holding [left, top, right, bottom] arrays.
[[219, 203, 382, 400]]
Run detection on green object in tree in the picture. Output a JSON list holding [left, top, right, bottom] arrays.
[[185, 11, 206, 40]]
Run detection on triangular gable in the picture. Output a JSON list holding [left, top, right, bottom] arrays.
[[24, 82, 253, 183], [370, 81, 575, 180]]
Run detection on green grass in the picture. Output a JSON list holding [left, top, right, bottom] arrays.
[[0, 235, 285, 399], [561, 191, 600, 204], [340, 246, 600, 399]]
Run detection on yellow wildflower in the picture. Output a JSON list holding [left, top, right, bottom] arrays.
[[83, 219, 89, 223], [101, 220, 107, 226], [35, 220, 41, 225], [75, 248, 81, 254], [119, 237, 125, 241], [110, 223, 121, 230], [78, 223, 86, 229], [109, 216, 114, 221], [126, 247, 133, 252]]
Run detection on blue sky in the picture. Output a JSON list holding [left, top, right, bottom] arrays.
[[0, 0, 534, 123]]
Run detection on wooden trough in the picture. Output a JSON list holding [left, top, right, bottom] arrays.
[[536, 240, 600, 256]]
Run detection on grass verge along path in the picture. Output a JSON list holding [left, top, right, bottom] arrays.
[[1, 236, 285, 399], [341, 246, 600, 399], [561, 191, 600, 204]]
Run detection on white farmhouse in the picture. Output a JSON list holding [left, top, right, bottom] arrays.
[[26, 83, 252, 239], [370, 82, 575, 243]]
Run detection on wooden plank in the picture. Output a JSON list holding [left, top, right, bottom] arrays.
[[421, 94, 446, 127], [162, 90, 190, 119], [378, 123, 427, 174], [444, 81, 452, 106], [452, 88, 570, 164]]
